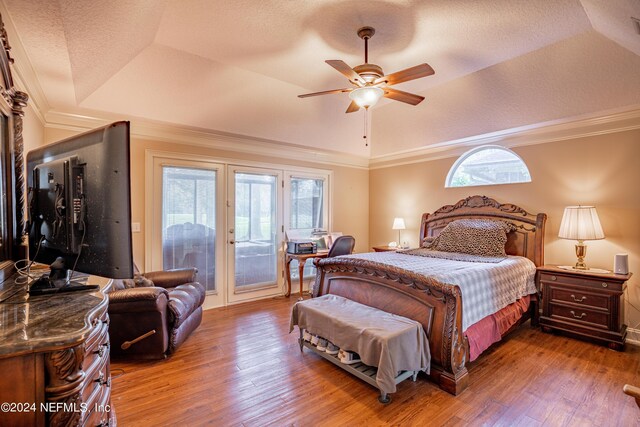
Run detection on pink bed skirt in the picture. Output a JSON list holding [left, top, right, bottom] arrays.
[[465, 295, 532, 362]]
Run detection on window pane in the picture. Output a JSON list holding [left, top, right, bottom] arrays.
[[234, 173, 277, 287], [447, 147, 531, 187], [289, 177, 325, 279], [162, 167, 216, 292], [290, 177, 324, 231]]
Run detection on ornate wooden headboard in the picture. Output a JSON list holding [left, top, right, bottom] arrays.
[[419, 195, 547, 266]]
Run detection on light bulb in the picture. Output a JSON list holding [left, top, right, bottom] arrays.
[[349, 87, 384, 108]]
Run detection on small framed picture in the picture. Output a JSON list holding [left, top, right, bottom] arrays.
[[314, 237, 327, 250]]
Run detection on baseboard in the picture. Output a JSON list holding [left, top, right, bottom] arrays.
[[626, 327, 640, 347]]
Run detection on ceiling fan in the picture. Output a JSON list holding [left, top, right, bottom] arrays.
[[298, 26, 435, 113]]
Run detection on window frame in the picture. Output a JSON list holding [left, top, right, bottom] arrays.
[[283, 170, 331, 280], [283, 171, 331, 236], [445, 145, 531, 188]]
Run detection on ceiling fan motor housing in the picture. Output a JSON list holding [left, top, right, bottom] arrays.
[[353, 63, 383, 83]]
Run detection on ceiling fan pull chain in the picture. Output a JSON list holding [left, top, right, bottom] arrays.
[[364, 108, 368, 146]]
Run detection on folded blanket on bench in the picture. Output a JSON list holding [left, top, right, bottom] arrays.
[[290, 294, 430, 394]]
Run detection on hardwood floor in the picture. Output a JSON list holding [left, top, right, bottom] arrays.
[[111, 296, 640, 426]]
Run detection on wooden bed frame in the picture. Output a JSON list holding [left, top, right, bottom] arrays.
[[313, 195, 547, 395]]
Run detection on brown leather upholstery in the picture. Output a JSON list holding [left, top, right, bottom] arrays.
[[107, 268, 205, 359]]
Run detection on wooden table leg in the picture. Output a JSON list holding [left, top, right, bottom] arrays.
[[298, 259, 307, 300], [285, 256, 293, 297]]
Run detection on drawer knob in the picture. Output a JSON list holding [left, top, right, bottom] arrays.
[[551, 275, 557, 281], [95, 372, 110, 387], [94, 343, 109, 358], [601, 282, 608, 288], [570, 294, 586, 303], [570, 310, 587, 319]]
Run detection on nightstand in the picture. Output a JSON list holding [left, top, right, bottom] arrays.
[[372, 245, 400, 252], [537, 265, 632, 350]]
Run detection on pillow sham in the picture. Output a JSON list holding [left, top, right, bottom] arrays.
[[428, 219, 513, 257], [121, 274, 155, 289]]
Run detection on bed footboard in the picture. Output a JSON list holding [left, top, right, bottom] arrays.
[[313, 257, 470, 395]]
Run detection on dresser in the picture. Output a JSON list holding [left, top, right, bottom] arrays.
[[0, 275, 115, 426], [537, 265, 631, 350]]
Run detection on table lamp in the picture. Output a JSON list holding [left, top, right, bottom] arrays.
[[558, 206, 604, 270], [392, 217, 406, 248]]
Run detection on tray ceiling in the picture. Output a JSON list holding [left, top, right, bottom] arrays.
[[3, 0, 640, 157]]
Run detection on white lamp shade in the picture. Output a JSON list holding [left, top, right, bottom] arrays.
[[558, 206, 605, 241], [349, 87, 384, 108], [392, 217, 406, 230]]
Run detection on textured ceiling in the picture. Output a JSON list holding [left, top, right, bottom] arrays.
[[3, 0, 640, 157]]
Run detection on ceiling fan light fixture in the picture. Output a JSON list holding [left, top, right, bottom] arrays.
[[349, 86, 384, 108]]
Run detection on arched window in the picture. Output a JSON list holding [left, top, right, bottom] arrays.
[[445, 145, 531, 188]]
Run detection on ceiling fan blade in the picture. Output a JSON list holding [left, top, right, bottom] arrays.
[[374, 63, 435, 86], [298, 88, 352, 98], [325, 60, 364, 86], [383, 88, 425, 106], [345, 100, 360, 113]]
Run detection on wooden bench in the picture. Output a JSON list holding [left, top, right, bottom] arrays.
[[291, 294, 430, 403]]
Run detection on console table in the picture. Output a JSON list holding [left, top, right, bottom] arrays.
[[0, 275, 115, 426], [284, 251, 328, 298]]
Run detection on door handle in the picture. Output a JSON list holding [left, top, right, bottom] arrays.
[[229, 240, 235, 244]]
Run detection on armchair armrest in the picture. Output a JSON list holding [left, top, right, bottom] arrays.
[[108, 287, 169, 314], [144, 268, 197, 288]]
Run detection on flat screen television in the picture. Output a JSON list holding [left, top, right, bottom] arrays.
[[26, 121, 133, 289]]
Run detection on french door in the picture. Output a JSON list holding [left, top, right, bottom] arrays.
[[147, 152, 329, 307], [148, 157, 226, 308], [226, 166, 284, 303]]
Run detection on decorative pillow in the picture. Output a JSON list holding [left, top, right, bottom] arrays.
[[121, 274, 155, 289], [431, 219, 513, 257], [422, 236, 437, 249]]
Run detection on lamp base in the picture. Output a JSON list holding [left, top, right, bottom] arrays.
[[574, 241, 588, 270]]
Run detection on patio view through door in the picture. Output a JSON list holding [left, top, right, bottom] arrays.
[[149, 153, 328, 307], [227, 166, 283, 303], [149, 158, 226, 308]]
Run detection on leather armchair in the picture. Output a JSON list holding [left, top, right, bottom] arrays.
[[108, 268, 205, 359]]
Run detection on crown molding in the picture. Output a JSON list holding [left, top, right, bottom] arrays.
[[42, 105, 640, 172], [44, 109, 370, 169], [369, 106, 640, 169]]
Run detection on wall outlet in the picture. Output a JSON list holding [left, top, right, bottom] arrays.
[[132, 222, 141, 233]]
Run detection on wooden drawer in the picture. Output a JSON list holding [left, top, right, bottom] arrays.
[[548, 303, 610, 329], [83, 318, 110, 372], [547, 285, 610, 311], [82, 378, 112, 427], [539, 272, 623, 292], [82, 345, 110, 404]]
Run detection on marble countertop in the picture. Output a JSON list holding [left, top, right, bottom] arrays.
[[0, 274, 112, 358]]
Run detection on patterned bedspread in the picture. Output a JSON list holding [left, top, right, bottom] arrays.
[[343, 252, 537, 331]]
